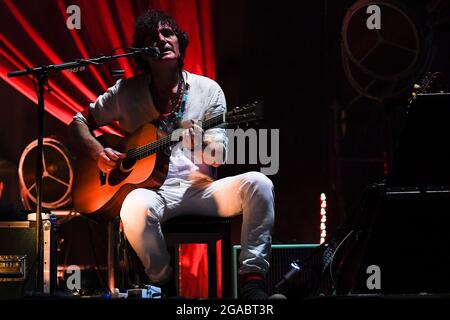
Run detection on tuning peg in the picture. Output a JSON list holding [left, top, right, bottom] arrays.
[[413, 84, 421, 90]]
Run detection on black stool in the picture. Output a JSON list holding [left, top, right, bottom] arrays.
[[108, 216, 233, 298], [162, 215, 232, 298]]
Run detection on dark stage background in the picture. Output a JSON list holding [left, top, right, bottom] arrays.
[[2, 0, 450, 243], [0, 0, 333, 244], [1, 0, 450, 296]]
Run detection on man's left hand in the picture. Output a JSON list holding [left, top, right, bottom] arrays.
[[179, 119, 203, 150]]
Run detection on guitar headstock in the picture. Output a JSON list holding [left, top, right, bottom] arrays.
[[225, 101, 264, 127], [411, 72, 446, 99], [408, 72, 445, 108]]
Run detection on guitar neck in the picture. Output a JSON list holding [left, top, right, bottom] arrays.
[[128, 112, 226, 160]]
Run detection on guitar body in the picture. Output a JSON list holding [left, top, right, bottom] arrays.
[[72, 123, 169, 222]]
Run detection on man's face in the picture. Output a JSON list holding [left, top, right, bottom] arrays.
[[147, 22, 180, 62]]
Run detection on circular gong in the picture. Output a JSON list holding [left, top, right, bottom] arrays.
[[341, 0, 433, 102], [18, 137, 73, 209]]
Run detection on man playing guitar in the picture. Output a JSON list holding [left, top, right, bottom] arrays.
[[70, 9, 274, 299]]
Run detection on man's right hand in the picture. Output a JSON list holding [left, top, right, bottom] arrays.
[[96, 148, 126, 173]]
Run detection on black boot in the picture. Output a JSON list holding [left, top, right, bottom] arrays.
[[238, 273, 268, 300], [159, 276, 178, 298]]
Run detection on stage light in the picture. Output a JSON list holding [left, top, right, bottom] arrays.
[[319, 193, 327, 244]]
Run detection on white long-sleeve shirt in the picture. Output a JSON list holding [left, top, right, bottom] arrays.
[[73, 70, 228, 180]]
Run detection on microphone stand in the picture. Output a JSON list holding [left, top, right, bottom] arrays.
[[7, 46, 159, 294]]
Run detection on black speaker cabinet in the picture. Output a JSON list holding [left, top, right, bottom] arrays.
[[350, 187, 450, 294], [388, 93, 450, 188], [339, 93, 450, 294], [0, 217, 57, 299], [232, 244, 320, 298]]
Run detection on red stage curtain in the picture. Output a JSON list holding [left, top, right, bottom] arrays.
[[0, 0, 218, 298]]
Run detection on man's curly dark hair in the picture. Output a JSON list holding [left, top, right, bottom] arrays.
[[132, 9, 189, 72]]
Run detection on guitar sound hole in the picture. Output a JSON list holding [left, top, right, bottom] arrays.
[[122, 157, 136, 170], [107, 156, 135, 186]]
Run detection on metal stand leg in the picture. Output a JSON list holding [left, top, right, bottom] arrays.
[[107, 220, 116, 293]]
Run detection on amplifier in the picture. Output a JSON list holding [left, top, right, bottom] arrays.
[[349, 187, 450, 294], [0, 215, 57, 299], [232, 244, 320, 298]]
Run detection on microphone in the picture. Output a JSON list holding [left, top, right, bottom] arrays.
[[274, 260, 301, 294], [132, 46, 161, 58]]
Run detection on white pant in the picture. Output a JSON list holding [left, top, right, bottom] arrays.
[[120, 171, 275, 283]]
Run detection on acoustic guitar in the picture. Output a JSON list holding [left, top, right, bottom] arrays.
[[72, 102, 263, 222]]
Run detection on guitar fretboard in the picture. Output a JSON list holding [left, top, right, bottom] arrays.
[[125, 112, 225, 161]]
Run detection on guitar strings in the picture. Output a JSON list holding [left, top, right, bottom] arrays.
[[124, 106, 254, 160], [125, 107, 251, 160], [124, 113, 226, 160]]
